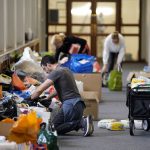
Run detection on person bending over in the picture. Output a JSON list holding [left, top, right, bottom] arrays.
[[102, 31, 125, 74], [51, 33, 90, 62], [30, 55, 94, 136]]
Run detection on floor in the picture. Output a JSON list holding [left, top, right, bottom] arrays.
[[58, 63, 150, 150]]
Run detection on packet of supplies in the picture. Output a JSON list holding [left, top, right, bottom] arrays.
[[97, 119, 117, 128], [106, 121, 124, 131], [120, 120, 129, 129], [134, 120, 143, 130], [131, 78, 145, 88]]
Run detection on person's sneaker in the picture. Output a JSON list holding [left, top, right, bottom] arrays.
[[81, 115, 93, 137], [89, 115, 94, 135]]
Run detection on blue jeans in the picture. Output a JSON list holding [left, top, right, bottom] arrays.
[[52, 97, 85, 135]]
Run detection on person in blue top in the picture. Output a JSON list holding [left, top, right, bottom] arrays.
[[30, 55, 94, 136]]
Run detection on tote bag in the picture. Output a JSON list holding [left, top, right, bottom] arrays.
[[108, 70, 122, 91]]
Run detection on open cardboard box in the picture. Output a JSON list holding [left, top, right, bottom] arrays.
[[74, 73, 101, 102]]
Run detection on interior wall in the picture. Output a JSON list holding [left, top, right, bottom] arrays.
[[142, 0, 150, 64], [38, 0, 46, 51]]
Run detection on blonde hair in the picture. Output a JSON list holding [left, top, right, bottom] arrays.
[[51, 33, 65, 47]]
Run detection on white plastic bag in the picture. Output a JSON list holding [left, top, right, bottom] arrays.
[[97, 119, 117, 128], [13, 47, 44, 74], [120, 119, 129, 129]]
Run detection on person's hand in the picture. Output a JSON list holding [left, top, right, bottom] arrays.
[[114, 63, 122, 71], [59, 57, 69, 64], [102, 64, 107, 73], [114, 63, 118, 70]]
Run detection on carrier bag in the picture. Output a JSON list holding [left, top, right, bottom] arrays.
[[108, 69, 122, 91], [37, 123, 59, 150], [70, 54, 95, 73]]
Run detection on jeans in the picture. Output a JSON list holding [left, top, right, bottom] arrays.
[[107, 52, 119, 73], [52, 97, 85, 135]]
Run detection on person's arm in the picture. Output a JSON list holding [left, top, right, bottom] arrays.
[[55, 48, 62, 61], [46, 90, 57, 100], [55, 42, 71, 61], [72, 36, 87, 53], [102, 38, 110, 73], [117, 37, 125, 65], [31, 79, 53, 100]]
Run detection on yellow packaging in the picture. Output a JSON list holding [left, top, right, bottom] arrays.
[[106, 121, 124, 131]]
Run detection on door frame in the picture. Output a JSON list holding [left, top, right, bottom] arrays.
[[67, 0, 121, 56]]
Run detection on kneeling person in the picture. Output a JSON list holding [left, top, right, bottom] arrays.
[[30, 55, 94, 136]]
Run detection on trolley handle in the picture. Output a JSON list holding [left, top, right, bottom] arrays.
[[132, 84, 150, 92]]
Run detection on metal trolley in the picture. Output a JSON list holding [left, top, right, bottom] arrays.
[[127, 84, 150, 136]]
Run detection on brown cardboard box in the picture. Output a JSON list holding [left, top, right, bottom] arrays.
[[0, 122, 13, 137], [74, 73, 101, 102], [80, 91, 99, 120]]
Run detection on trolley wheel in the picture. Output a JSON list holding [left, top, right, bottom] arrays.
[[142, 120, 150, 131], [129, 120, 135, 136]]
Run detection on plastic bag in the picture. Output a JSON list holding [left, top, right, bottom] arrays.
[[108, 70, 122, 91], [70, 54, 95, 73], [97, 119, 117, 128], [8, 111, 42, 143], [106, 121, 124, 131], [37, 123, 59, 150], [12, 73, 27, 90], [12, 47, 44, 74]]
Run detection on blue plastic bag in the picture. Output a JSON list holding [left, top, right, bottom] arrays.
[[70, 54, 95, 73]]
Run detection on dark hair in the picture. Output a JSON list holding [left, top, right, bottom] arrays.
[[41, 55, 57, 66], [111, 31, 119, 39]]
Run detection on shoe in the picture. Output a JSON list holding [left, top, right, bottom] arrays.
[[81, 115, 93, 137], [89, 115, 94, 135]]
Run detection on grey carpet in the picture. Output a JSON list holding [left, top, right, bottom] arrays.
[[58, 63, 150, 150]]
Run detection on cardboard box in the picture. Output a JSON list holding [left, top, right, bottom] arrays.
[[74, 73, 101, 102], [80, 91, 99, 120], [0, 122, 13, 137]]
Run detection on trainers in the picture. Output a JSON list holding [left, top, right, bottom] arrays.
[[81, 115, 93, 137], [89, 115, 94, 135]]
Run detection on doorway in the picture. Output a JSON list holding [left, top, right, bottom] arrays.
[[47, 0, 141, 62], [68, 0, 120, 62]]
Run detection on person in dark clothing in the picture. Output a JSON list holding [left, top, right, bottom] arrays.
[[30, 55, 94, 136], [51, 33, 90, 62]]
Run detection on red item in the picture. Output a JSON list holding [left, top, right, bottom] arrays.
[[12, 73, 27, 90], [32, 144, 47, 150]]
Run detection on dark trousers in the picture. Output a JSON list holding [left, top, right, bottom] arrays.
[[52, 101, 84, 135], [107, 52, 119, 73]]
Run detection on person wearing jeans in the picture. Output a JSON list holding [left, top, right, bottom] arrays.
[[30, 55, 94, 136]]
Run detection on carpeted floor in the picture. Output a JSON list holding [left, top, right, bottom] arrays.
[[58, 63, 150, 150]]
